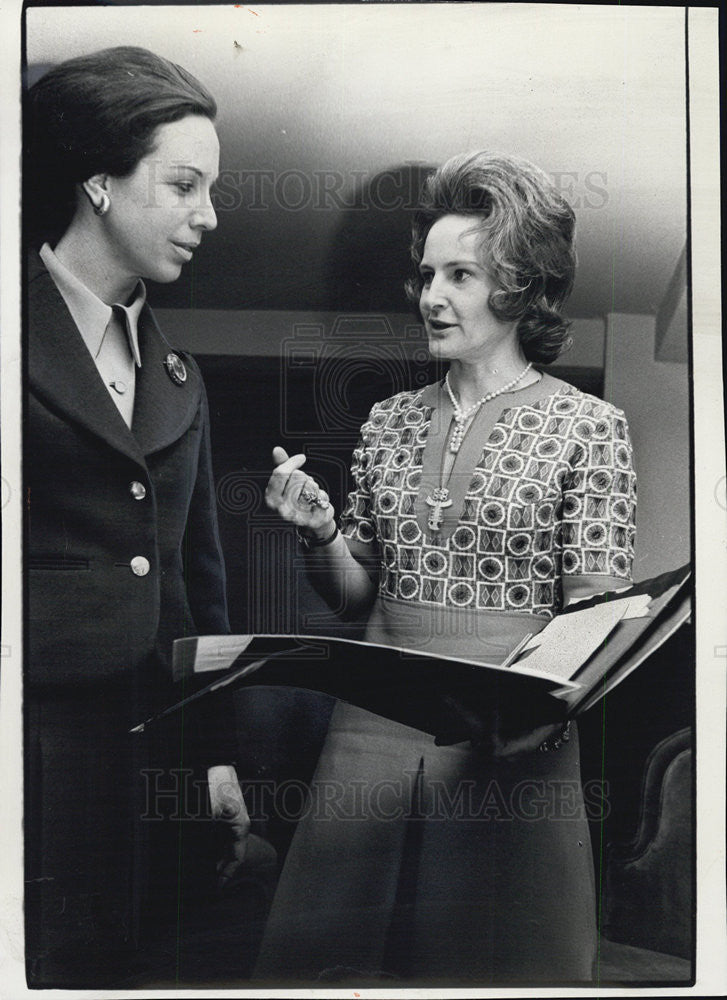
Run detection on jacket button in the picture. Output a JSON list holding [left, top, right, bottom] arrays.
[[130, 556, 150, 577], [129, 481, 147, 500]]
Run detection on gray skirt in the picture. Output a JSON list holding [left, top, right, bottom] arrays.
[[254, 699, 597, 986]]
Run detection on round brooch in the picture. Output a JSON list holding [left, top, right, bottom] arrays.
[[164, 353, 187, 386]]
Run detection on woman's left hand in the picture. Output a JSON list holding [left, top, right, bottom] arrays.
[[207, 765, 251, 887], [479, 720, 569, 759], [438, 696, 569, 760]]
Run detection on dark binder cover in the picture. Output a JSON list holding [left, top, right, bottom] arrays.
[[566, 567, 691, 714], [134, 634, 572, 745], [134, 566, 691, 741]]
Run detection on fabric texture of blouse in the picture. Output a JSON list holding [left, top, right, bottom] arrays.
[[340, 374, 637, 624]]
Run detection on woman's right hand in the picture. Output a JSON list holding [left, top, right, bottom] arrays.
[[264, 446, 336, 539]]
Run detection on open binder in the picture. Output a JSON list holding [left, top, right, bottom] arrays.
[[132, 564, 691, 742]]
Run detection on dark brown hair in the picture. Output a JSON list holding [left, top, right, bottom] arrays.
[[406, 151, 577, 364], [24, 46, 217, 245]]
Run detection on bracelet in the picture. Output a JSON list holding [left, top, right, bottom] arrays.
[[296, 522, 339, 551]]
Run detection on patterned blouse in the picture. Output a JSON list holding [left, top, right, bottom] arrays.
[[340, 376, 637, 621]]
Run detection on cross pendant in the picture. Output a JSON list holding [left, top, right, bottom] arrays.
[[426, 486, 453, 532]]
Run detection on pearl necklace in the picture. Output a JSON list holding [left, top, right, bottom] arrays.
[[444, 362, 533, 452]]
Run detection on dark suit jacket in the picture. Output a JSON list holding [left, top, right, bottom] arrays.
[[25, 254, 230, 697], [24, 254, 238, 985]]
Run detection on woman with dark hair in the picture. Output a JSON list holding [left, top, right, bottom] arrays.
[[24, 46, 261, 987], [261, 151, 636, 982]]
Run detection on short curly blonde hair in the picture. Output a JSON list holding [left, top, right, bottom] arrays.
[[405, 151, 576, 364]]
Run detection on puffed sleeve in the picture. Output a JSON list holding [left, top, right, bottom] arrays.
[[560, 404, 637, 582], [339, 403, 381, 546]]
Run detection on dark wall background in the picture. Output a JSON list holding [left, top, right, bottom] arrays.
[[149, 165, 435, 313]]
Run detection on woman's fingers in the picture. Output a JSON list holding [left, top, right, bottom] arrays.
[[292, 478, 331, 511], [266, 448, 306, 503], [265, 447, 333, 528], [439, 695, 567, 760], [270, 448, 306, 480], [488, 722, 565, 760], [282, 471, 315, 508], [287, 475, 333, 518]]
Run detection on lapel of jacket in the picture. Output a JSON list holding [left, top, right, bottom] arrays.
[[27, 255, 202, 461], [132, 304, 202, 456], [27, 255, 147, 465]]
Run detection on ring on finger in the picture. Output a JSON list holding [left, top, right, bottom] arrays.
[[300, 486, 330, 510]]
